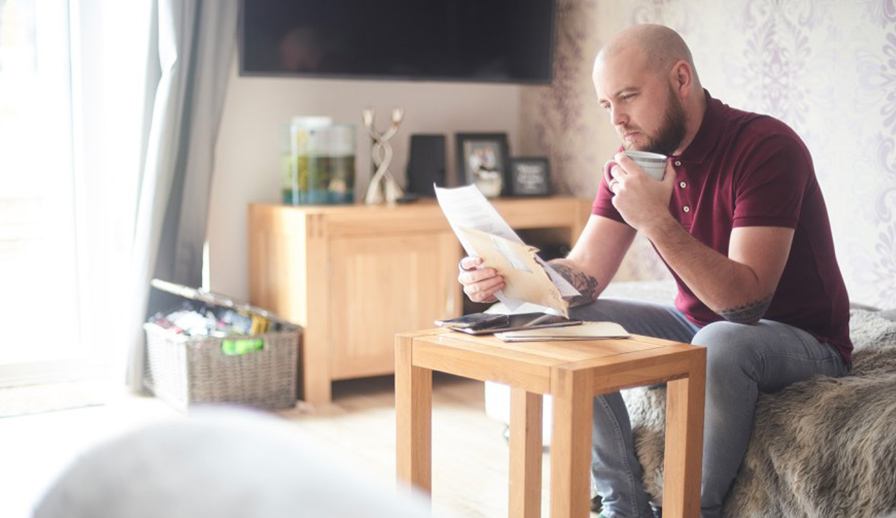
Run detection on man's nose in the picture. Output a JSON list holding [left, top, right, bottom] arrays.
[[610, 106, 628, 127]]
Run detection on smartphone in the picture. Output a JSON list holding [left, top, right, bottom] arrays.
[[435, 313, 510, 329]]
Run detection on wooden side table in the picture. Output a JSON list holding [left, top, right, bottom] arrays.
[[395, 329, 706, 518]]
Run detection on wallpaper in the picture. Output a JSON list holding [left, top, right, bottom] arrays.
[[521, 0, 896, 308]]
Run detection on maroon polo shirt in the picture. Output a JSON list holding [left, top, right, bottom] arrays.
[[593, 90, 853, 362]]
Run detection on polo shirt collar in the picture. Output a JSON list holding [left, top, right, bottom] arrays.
[[677, 89, 722, 164]]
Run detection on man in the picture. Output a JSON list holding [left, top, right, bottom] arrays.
[[458, 24, 851, 518]]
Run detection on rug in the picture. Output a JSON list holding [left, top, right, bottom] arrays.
[[0, 381, 108, 419]]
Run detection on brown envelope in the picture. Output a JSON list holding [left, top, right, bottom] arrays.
[[459, 227, 568, 317]]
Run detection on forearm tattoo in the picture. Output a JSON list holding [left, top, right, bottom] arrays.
[[717, 293, 774, 324], [549, 261, 599, 307]]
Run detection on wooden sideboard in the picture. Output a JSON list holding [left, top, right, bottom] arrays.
[[248, 197, 592, 404]]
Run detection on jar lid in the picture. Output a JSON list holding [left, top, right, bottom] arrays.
[[290, 116, 332, 128]]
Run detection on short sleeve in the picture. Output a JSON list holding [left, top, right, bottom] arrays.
[[592, 146, 628, 224], [732, 133, 811, 229], [591, 173, 627, 224]]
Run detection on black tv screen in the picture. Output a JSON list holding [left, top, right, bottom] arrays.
[[239, 0, 556, 84]]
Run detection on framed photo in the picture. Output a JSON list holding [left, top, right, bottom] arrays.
[[455, 133, 509, 197], [508, 157, 552, 196]]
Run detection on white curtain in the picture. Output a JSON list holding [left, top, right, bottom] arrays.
[[125, 0, 238, 390]]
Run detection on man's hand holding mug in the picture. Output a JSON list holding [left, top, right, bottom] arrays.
[[603, 150, 676, 231]]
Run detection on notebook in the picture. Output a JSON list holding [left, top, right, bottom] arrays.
[[494, 321, 629, 342]]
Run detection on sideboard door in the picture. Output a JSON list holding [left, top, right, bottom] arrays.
[[328, 231, 460, 379]]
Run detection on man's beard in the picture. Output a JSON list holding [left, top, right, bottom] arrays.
[[628, 86, 687, 156]]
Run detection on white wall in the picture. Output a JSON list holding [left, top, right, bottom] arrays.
[[207, 55, 522, 300]]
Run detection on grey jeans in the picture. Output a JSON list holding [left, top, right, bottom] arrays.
[[569, 298, 849, 518]]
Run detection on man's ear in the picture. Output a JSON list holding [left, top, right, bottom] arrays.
[[669, 60, 692, 98]]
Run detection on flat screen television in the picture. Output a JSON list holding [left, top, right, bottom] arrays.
[[239, 0, 557, 84]]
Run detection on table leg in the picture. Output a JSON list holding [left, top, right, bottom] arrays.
[[662, 352, 706, 518], [510, 388, 543, 518], [549, 369, 592, 518], [395, 335, 433, 495]]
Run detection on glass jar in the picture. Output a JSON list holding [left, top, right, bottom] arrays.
[[282, 116, 331, 205], [281, 117, 355, 205]]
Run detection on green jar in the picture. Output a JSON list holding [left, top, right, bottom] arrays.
[[282, 117, 356, 205]]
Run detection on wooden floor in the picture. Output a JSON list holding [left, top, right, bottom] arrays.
[[0, 374, 599, 518], [281, 372, 560, 518]]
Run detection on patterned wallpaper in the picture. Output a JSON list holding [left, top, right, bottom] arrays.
[[521, 0, 896, 308]]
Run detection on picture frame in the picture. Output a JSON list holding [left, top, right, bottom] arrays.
[[455, 133, 510, 197], [508, 157, 552, 196]]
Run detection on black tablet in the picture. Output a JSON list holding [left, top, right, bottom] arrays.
[[448, 312, 582, 335], [435, 313, 510, 329]]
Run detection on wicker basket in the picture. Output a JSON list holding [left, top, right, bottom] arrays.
[[143, 322, 301, 412]]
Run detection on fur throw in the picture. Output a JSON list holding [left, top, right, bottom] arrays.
[[623, 309, 896, 518]]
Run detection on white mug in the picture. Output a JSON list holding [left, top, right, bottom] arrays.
[[604, 150, 668, 185]]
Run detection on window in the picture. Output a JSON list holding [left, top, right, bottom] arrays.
[[0, 0, 148, 385], [0, 0, 82, 368]]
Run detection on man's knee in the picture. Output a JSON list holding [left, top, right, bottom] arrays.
[[571, 299, 697, 342], [693, 320, 750, 345], [692, 321, 761, 377]]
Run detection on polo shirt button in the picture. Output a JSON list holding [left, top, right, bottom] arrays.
[[683, 206, 691, 213], [674, 160, 682, 166], [679, 181, 687, 188]]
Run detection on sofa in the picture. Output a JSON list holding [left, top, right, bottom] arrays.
[[626, 305, 896, 518]]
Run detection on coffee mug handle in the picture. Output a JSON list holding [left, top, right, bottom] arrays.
[[603, 159, 619, 186]]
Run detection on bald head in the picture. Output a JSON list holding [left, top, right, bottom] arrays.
[[596, 24, 698, 82], [592, 24, 706, 156]]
